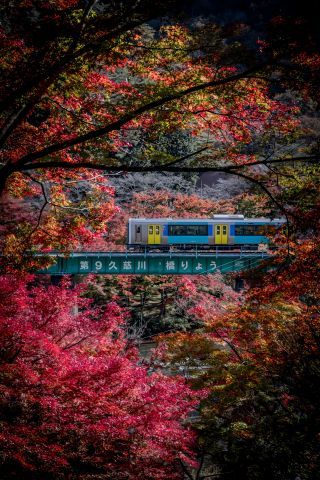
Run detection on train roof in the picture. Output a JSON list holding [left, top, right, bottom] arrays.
[[128, 217, 285, 223]]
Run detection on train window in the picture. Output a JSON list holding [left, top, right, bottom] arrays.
[[168, 225, 208, 236], [222, 225, 227, 234], [149, 226, 153, 234], [236, 225, 254, 235], [136, 226, 141, 234], [156, 226, 160, 234], [234, 225, 271, 236]]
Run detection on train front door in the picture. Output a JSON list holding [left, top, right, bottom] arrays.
[[147, 224, 161, 244], [215, 224, 228, 244]]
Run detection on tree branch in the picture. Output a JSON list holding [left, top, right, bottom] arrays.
[[13, 64, 267, 168], [212, 327, 244, 362], [22, 173, 49, 241], [158, 147, 210, 167], [13, 154, 312, 221], [0, 1, 188, 145], [17, 154, 319, 174], [178, 459, 194, 480]]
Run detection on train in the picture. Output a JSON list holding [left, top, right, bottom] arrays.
[[127, 215, 285, 251]]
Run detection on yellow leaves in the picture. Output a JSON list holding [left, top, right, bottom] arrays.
[[225, 372, 235, 385], [159, 25, 192, 45], [143, 146, 176, 165], [2, 233, 25, 259], [7, 172, 39, 198], [230, 421, 254, 439], [273, 300, 302, 315], [50, 185, 69, 207]]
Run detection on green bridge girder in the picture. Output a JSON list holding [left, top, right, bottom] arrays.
[[38, 251, 271, 275]]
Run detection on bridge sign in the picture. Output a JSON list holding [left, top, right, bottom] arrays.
[[37, 252, 270, 275]]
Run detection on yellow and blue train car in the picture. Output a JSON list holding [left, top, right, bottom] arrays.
[[127, 214, 285, 251]]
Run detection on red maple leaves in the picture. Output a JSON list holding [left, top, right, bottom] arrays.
[[0, 275, 198, 479]]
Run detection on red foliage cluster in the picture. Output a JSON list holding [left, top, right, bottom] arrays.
[[0, 275, 199, 479]]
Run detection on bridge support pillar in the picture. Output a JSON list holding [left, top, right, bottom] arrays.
[[234, 276, 245, 292]]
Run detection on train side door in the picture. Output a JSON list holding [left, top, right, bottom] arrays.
[[148, 224, 161, 244], [215, 224, 228, 244]]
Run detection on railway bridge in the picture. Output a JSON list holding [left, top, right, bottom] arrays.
[[38, 248, 271, 275]]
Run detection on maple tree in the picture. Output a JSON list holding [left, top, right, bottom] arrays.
[[1, 1, 319, 265], [0, 273, 200, 479], [160, 167, 320, 479]]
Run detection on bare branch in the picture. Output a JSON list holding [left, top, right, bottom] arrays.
[[212, 327, 244, 362], [159, 147, 210, 167], [178, 459, 194, 480], [22, 173, 50, 239], [18, 154, 319, 174]]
